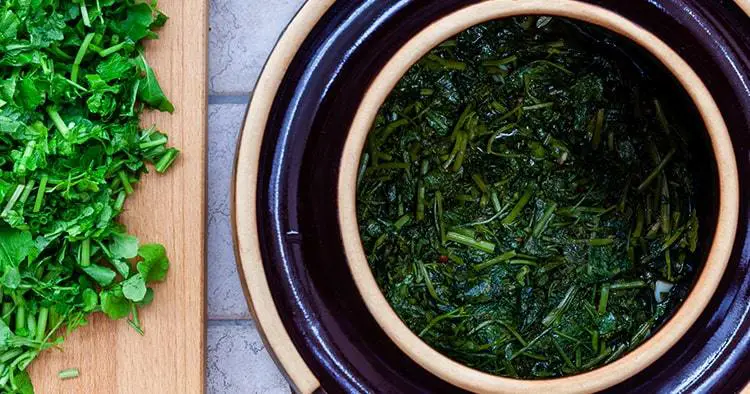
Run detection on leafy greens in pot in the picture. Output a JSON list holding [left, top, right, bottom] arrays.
[[357, 17, 700, 378], [0, 0, 176, 391]]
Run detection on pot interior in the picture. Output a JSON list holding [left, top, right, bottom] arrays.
[[353, 14, 720, 375], [338, 2, 736, 392]]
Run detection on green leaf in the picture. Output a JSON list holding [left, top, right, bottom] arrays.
[[0, 10, 20, 43], [2, 266, 21, 289], [122, 274, 146, 302], [28, 13, 65, 47], [137, 243, 169, 283], [110, 232, 138, 260], [81, 264, 116, 287], [119, 3, 155, 42], [100, 287, 130, 320], [138, 287, 155, 306], [0, 227, 34, 268], [152, 10, 169, 28], [12, 370, 34, 394], [0, 319, 13, 349], [82, 288, 98, 312], [111, 258, 130, 278], [135, 55, 174, 113], [96, 53, 135, 82], [16, 77, 43, 110]]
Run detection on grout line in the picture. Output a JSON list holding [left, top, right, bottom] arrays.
[[208, 94, 251, 105], [208, 314, 253, 321], [207, 319, 257, 328]]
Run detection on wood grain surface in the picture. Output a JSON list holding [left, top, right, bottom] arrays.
[[27, 1, 208, 392]]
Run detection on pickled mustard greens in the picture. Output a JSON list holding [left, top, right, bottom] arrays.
[[357, 17, 700, 378]]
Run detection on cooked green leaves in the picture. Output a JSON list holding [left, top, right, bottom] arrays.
[[358, 17, 699, 379], [0, 1, 176, 391]]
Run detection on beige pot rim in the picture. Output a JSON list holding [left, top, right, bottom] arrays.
[[337, 1, 740, 393]]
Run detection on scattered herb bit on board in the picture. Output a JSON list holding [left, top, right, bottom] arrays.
[[357, 17, 700, 378], [57, 368, 79, 381], [0, 1, 177, 392]]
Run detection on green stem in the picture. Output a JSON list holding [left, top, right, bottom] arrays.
[[138, 136, 168, 149], [2, 303, 12, 325], [114, 191, 126, 211], [80, 239, 91, 267], [443, 132, 464, 170], [419, 308, 464, 337], [589, 238, 614, 246], [19, 180, 35, 205], [637, 149, 676, 192], [46, 107, 70, 138], [472, 174, 489, 194], [434, 191, 446, 245], [416, 182, 425, 221], [510, 326, 555, 360], [1, 184, 24, 217], [532, 202, 557, 237], [661, 176, 671, 235], [502, 185, 534, 225], [482, 55, 517, 67], [417, 261, 441, 303], [610, 280, 647, 290], [393, 214, 411, 231], [118, 171, 134, 194], [33, 175, 48, 212], [597, 285, 610, 314], [474, 250, 517, 271], [581, 348, 611, 370], [665, 250, 672, 281], [58, 368, 80, 380], [592, 109, 604, 149], [377, 119, 409, 146], [552, 336, 575, 369], [97, 41, 127, 57], [0, 349, 22, 363], [36, 308, 48, 342], [452, 134, 468, 172], [446, 231, 496, 254], [542, 286, 577, 327], [80, 1, 91, 27], [128, 303, 144, 335], [26, 313, 36, 336], [654, 99, 670, 134], [356, 152, 369, 190], [15, 304, 25, 332], [523, 102, 554, 111], [155, 148, 179, 173], [71, 33, 95, 83]]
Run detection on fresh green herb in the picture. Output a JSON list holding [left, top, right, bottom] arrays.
[[57, 368, 79, 380], [0, 1, 176, 391], [357, 17, 698, 378]]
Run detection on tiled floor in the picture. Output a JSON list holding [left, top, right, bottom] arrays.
[[207, 1, 307, 392]]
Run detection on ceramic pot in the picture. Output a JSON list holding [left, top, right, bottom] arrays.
[[234, 1, 750, 392]]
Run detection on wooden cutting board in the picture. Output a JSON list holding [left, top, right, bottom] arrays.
[[27, 1, 208, 393]]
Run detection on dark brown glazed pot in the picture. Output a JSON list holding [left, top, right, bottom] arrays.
[[234, 1, 750, 392]]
